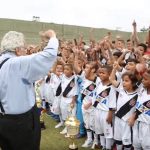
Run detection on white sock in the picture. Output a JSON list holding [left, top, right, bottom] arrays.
[[134, 148, 142, 150], [86, 130, 92, 142], [93, 133, 98, 144], [42, 99, 46, 109], [100, 135, 106, 148], [59, 115, 63, 123], [111, 139, 114, 147], [106, 138, 113, 150], [116, 144, 123, 150]]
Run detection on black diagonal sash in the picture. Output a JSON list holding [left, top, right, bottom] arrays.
[[56, 83, 62, 96], [136, 99, 150, 116], [81, 83, 96, 100], [93, 87, 111, 107], [63, 78, 75, 97], [0, 58, 10, 114], [143, 100, 150, 109], [81, 93, 86, 102], [82, 83, 97, 95], [45, 76, 50, 83], [81, 77, 97, 101], [116, 94, 138, 119]]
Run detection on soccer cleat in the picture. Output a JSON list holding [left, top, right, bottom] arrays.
[[81, 140, 93, 148], [55, 122, 64, 128], [65, 133, 70, 138], [60, 127, 67, 134], [91, 141, 99, 149]]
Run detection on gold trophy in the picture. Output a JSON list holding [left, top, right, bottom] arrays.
[[65, 116, 80, 150]]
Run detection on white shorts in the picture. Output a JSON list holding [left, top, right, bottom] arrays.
[[95, 109, 113, 138], [114, 116, 132, 145], [60, 98, 76, 121], [82, 108, 95, 130], [51, 96, 61, 115], [133, 121, 150, 150]]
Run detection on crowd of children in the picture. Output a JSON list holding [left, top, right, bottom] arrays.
[[34, 21, 150, 150]]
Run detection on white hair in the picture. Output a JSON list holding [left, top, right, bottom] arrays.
[[0, 31, 25, 52]]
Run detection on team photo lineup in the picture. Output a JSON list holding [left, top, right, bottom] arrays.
[[0, 20, 150, 150]]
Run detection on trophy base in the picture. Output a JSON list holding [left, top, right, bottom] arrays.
[[69, 148, 78, 150], [69, 143, 78, 150]]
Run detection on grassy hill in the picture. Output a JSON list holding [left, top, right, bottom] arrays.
[[0, 18, 147, 44]]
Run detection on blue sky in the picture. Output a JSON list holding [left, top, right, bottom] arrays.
[[0, 0, 149, 31]]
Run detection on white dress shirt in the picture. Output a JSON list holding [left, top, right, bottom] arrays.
[[0, 37, 58, 114]]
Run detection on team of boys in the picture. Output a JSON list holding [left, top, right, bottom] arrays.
[[34, 22, 150, 150]]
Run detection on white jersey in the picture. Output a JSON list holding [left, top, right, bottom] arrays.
[[93, 82, 116, 111], [81, 75, 100, 112], [43, 76, 52, 103], [44, 73, 62, 104], [60, 74, 78, 120], [49, 73, 63, 114], [50, 73, 62, 96], [136, 88, 150, 124], [115, 68, 126, 83], [114, 85, 138, 122], [60, 74, 78, 103], [77, 71, 101, 93], [124, 51, 136, 63]]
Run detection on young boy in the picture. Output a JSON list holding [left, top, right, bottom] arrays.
[[128, 70, 150, 150], [49, 62, 64, 128], [80, 62, 100, 148], [93, 65, 115, 150], [59, 64, 78, 135]]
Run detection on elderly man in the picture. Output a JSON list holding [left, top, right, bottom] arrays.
[[0, 30, 58, 150]]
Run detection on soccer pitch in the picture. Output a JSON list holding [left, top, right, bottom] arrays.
[[40, 114, 91, 150]]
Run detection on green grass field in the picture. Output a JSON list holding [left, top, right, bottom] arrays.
[[40, 114, 91, 150]]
